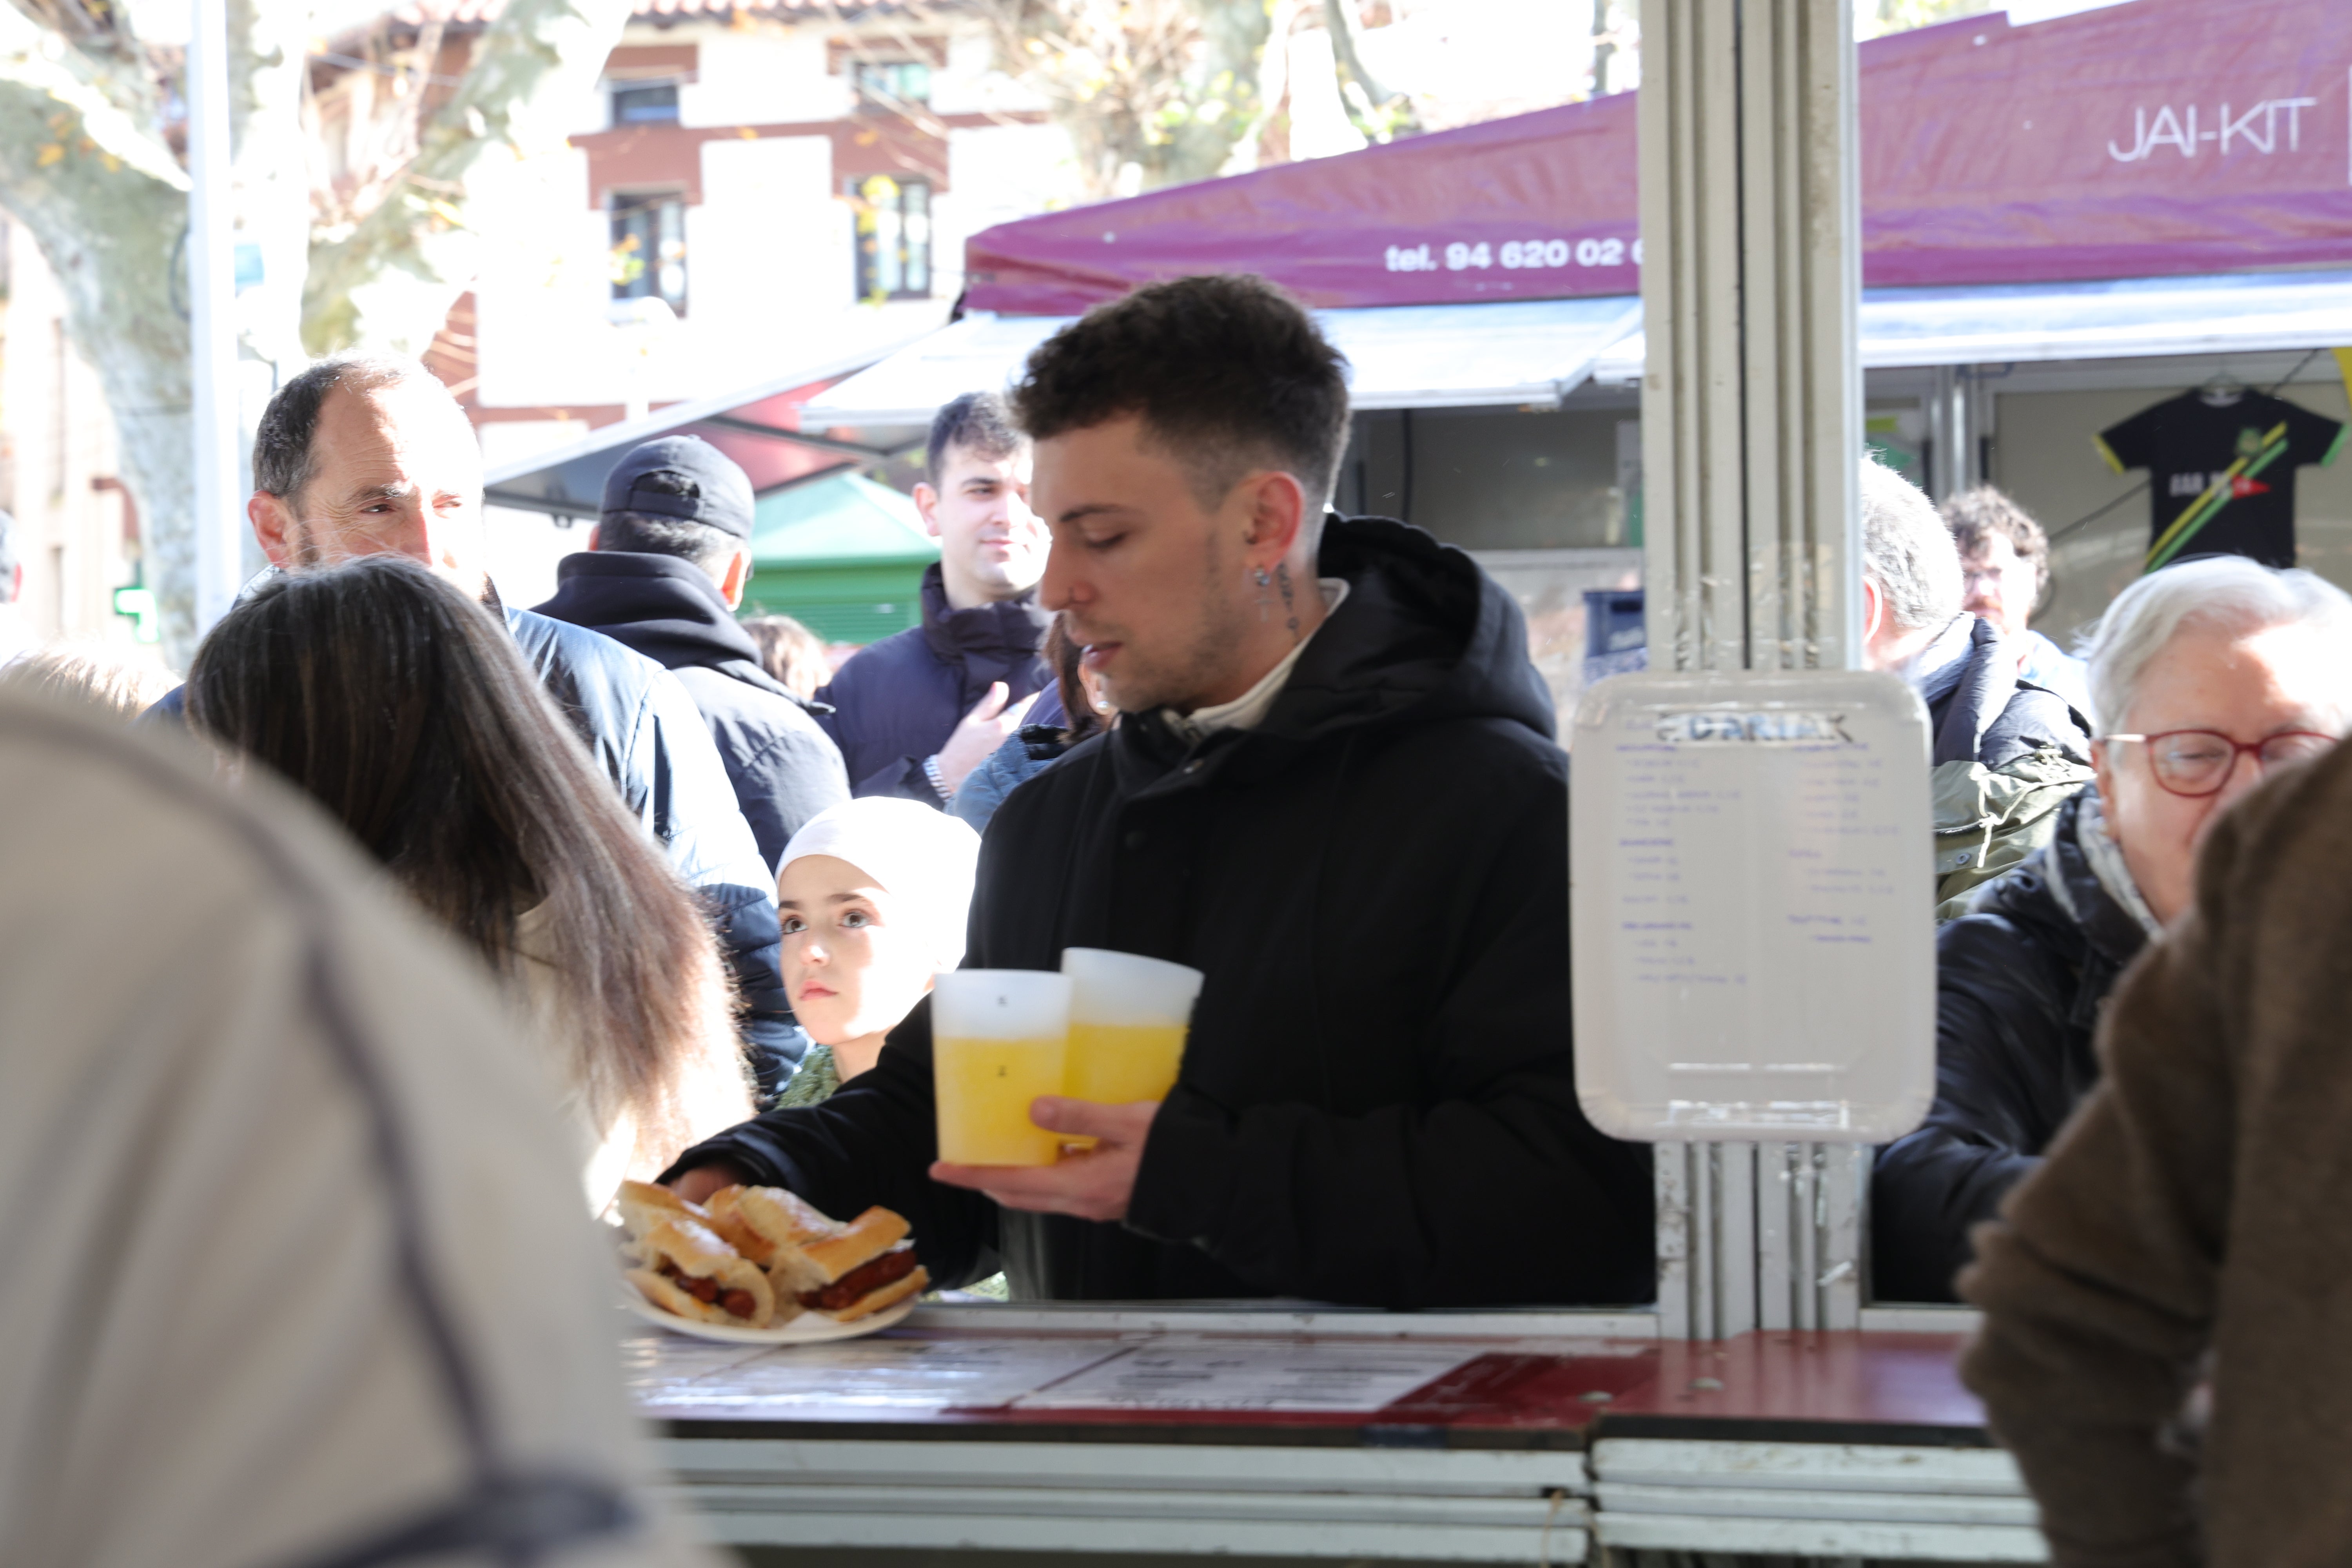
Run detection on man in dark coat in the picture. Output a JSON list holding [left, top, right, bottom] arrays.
[[1858, 455, 2090, 767], [179, 354, 797, 1090], [534, 436, 849, 872], [668, 276, 1655, 1308], [817, 392, 1052, 807], [1871, 791, 2149, 1301]]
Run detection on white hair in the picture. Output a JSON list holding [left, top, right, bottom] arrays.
[[2082, 556, 2352, 733], [1860, 456, 1963, 631]]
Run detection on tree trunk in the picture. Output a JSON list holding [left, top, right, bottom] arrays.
[[0, 11, 204, 661]]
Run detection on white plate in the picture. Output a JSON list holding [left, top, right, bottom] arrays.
[[623, 1288, 918, 1345]]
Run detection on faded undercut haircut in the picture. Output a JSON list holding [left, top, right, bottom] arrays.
[[253, 352, 442, 505], [2081, 555, 2352, 733], [1012, 274, 1353, 519], [927, 391, 1025, 486], [1860, 455, 1963, 632]]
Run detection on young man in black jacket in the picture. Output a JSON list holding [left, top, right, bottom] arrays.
[[669, 276, 1653, 1308], [816, 393, 1052, 807], [535, 436, 850, 872]]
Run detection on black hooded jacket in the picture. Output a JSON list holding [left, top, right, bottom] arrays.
[[534, 551, 849, 871], [1871, 790, 2149, 1302], [815, 564, 1052, 803], [668, 517, 1657, 1308], [1915, 614, 2091, 769]]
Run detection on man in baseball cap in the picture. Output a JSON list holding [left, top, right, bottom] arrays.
[[536, 435, 849, 875]]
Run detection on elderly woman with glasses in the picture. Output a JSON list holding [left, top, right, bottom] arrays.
[[1873, 555, 2352, 1302]]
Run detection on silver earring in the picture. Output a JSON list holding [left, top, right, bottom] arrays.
[[1254, 566, 1272, 621]]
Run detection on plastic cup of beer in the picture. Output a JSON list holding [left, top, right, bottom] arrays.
[[932, 970, 1073, 1167], [1060, 949, 1205, 1144]]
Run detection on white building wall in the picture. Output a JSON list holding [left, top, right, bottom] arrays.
[[684, 25, 841, 126], [936, 121, 1078, 300], [930, 31, 1052, 116], [470, 16, 1073, 423]]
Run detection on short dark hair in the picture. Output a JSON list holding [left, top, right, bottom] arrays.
[[253, 353, 439, 503], [926, 391, 1025, 486], [1941, 486, 2051, 608], [598, 464, 742, 568], [1012, 274, 1352, 514]]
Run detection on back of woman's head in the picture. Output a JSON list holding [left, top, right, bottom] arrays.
[[188, 556, 739, 1163], [189, 557, 556, 951]]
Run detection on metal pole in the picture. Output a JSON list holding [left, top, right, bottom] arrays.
[[187, 0, 243, 633], [1637, 0, 1864, 1339]]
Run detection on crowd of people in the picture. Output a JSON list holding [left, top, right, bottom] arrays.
[[7, 269, 2350, 1563]]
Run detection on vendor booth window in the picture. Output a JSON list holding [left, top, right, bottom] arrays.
[[609, 82, 679, 127], [850, 174, 931, 302], [852, 59, 931, 107], [610, 191, 688, 317]]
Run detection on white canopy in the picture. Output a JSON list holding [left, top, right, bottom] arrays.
[[1587, 268, 2352, 384], [799, 297, 1648, 425]]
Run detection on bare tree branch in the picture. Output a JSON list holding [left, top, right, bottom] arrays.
[[302, 0, 634, 354]]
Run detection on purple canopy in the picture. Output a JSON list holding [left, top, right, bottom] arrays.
[[965, 0, 2351, 316]]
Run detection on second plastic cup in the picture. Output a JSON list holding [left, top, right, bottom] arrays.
[[932, 969, 1073, 1167], [1061, 948, 1206, 1112]]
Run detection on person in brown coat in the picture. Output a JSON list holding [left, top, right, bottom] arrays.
[[1960, 728, 2352, 1567]]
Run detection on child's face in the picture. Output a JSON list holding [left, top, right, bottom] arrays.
[[777, 854, 937, 1045]]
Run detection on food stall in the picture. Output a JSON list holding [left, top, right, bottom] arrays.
[[594, 7, 2350, 1561]]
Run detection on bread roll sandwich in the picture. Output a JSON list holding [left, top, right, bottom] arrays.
[[711, 1186, 928, 1321], [625, 1216, 781, 1328], [616, 1178, 707, 1236]]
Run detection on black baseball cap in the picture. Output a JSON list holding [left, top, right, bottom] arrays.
[[601, 436, 756, 541]]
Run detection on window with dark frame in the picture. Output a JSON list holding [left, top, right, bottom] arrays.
[[848, 174, 931, 302], [610, 82, 680, 126], [851, 59, 931, 107], [610, 191, 688, 316]]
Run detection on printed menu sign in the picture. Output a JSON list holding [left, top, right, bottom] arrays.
[[1006, 1340, 1482, 1413], [1569, 670, 1934, 1142]]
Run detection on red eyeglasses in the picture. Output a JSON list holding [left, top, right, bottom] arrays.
[[2100, 730, 2338, 797]]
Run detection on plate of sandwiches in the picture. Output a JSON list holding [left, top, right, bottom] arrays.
[[613, 1179, 931, 1344]]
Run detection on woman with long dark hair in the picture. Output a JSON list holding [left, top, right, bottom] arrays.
[[187, 555, 750, 1209]]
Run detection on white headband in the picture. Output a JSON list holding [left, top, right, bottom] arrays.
[[777, 797, 982, 969]]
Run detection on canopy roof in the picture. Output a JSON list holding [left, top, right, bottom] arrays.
[[481, 341, 930, 523], [802, 298, 1644, 425], [750, 471, 937, 570], [965, 0, 2350, 316], [808, 269, 2352, 426]]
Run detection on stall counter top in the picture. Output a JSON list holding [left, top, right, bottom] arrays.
[[633, 1316, 1992, 1451]]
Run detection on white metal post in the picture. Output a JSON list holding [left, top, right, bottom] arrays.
[[1637, 0, 1865, 1339], [187, 0, 244, 634]]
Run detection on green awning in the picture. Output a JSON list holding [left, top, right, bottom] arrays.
[[743, 472, 939, 644]]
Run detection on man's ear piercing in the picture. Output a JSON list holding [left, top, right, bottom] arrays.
[[1254, 568, 1272, 587]]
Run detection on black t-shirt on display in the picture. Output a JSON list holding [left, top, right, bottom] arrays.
[[2097, 388, 2345, 569]]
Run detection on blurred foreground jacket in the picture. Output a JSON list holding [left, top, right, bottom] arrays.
[[673, 517, 1656, 1307], [1962, 737, 2352, 1568], [0, 690, 715, 1568], [816, 563, 1051, 804]]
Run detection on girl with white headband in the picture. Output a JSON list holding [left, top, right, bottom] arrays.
[[770, 797, 983, 1107]]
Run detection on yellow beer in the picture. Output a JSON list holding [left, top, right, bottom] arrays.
[[935, 1034, 1067, 1165], [1065, 1021, 1189, 1105]]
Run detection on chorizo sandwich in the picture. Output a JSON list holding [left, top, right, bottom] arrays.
[[624, 1216, 780, 1328], [708, 1185, 928, 1322]]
